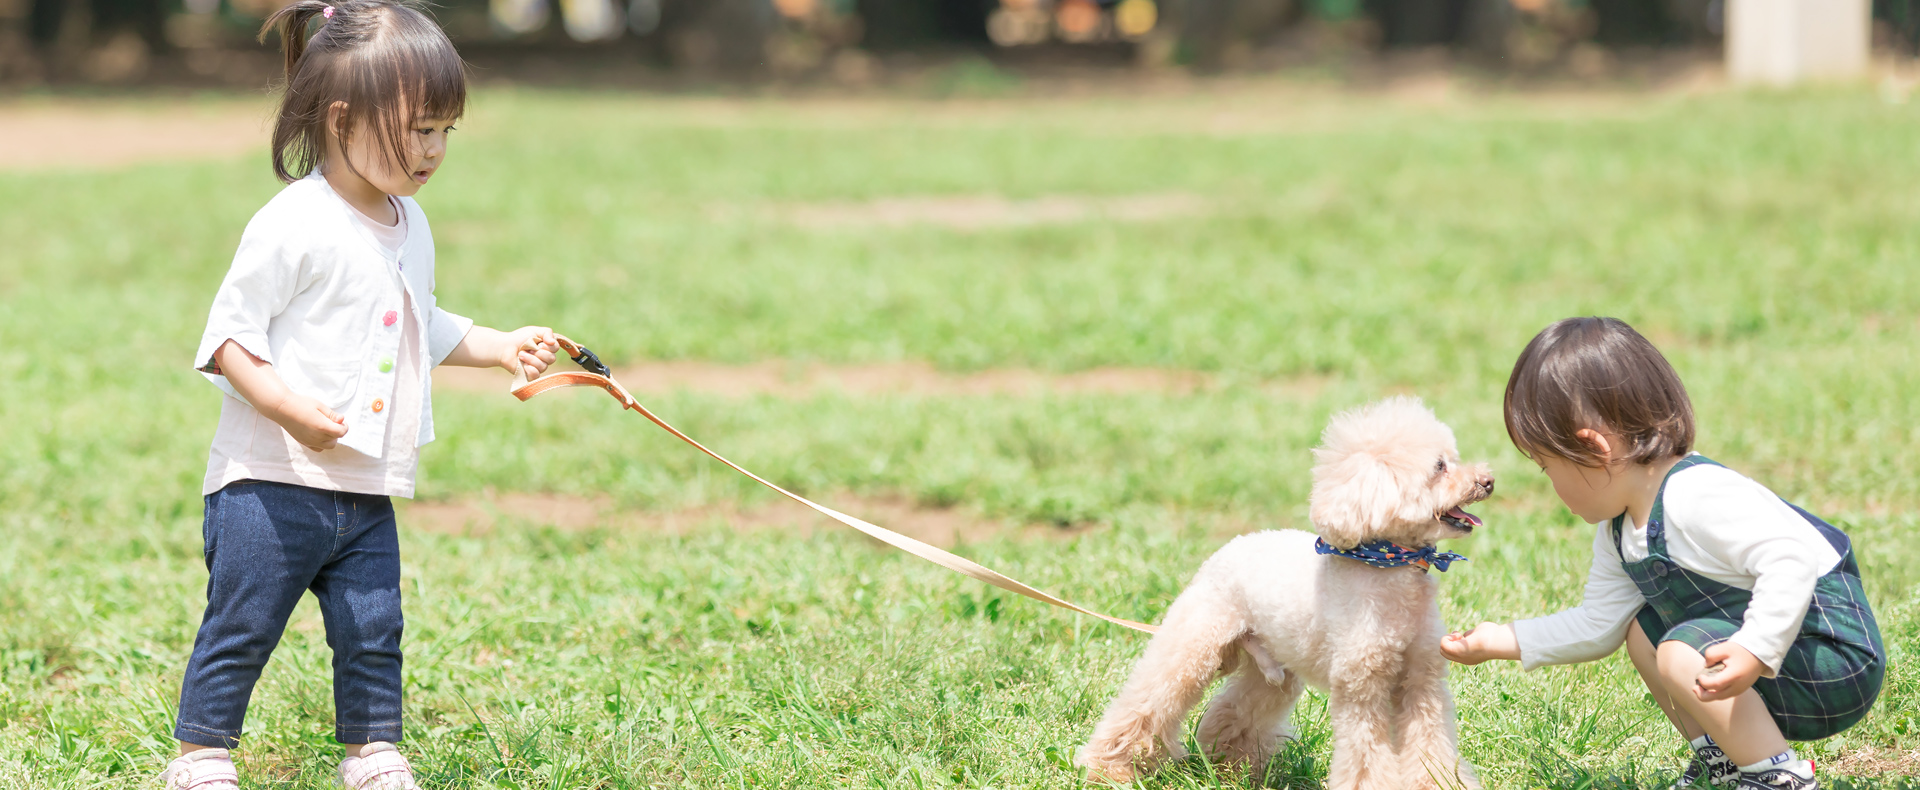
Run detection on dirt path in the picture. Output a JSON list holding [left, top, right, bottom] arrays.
[[769, 192, 1209, 230], [431, 359, 1270, 398], [0, 80, 1669, 173], [1822, 748, 1920, 779], [400, 491, 1087, 548], [0, 101, 270, 170], [0, 101, 1213, 229]]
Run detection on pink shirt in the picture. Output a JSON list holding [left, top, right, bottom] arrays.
[[202, 196, 426, 498]]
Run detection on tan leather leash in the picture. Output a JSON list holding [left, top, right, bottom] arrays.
[[509, 335, 1158, 635]]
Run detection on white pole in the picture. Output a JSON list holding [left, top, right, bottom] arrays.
[[1727, 0, 1870, 86]]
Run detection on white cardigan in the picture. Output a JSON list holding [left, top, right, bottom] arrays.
[[194, 173, 472, 458], [1513, 458, 1843, 676]]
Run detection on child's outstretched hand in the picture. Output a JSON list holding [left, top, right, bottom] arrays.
[[1695, 642, 1764, 701], [446, 325, 559, 376], [1441, 622, 1521, 665]]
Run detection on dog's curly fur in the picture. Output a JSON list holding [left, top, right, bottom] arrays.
[[1077, 397, 1494, 790]]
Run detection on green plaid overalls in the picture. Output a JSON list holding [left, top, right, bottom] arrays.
[[1615, 455, 1885, 741]]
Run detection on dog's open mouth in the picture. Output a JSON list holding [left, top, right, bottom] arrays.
[[1440, 506, 1483, 531]]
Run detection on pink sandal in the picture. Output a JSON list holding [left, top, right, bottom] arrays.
[[160, 749, 239, 790], [338, 742, 421, 790]]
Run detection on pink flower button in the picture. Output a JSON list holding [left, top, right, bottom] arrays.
[[383, 311, 398, 327]]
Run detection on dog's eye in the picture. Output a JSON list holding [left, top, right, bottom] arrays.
[[1433, 458, 1447, 477]]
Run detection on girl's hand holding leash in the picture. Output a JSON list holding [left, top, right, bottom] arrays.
[[505, 326, 560, 376], [1695, 641, 1764, 701], [1441, 621, 1521, 665]]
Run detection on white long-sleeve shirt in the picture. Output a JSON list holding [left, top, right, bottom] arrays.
[[1513, 458, 1842, 676]]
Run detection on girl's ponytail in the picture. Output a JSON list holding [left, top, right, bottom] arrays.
[[259, 0, 332, 80], [254, 0, 468, 184]]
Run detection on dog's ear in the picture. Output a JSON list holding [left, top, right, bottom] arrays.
[[1309, 449, 1405, 549]]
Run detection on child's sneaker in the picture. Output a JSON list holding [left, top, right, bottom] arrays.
[[1674, 737, 1739, 788], [338, 742, 421, 790], [160, 749, 239, 790], [1735, 759, 1818, 790]]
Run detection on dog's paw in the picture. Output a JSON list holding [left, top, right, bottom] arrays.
[[1200, 736, 1272, 767], [1074, 743, 1142, 785]]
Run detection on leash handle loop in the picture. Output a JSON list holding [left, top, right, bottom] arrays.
[[510, 334, 603, 390], [507, 338, 1157, 635]]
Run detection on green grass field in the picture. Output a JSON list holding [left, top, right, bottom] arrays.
[[2, 81, 1917, 789]]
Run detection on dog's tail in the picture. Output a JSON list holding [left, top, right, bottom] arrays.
[[1077, 581, 1245, 777]]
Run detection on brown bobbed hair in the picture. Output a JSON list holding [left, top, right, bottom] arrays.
[[1504, 317, 1695, 467], [260, 0, 467, 184]]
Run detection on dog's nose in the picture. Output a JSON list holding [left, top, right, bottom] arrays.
[[1476, 475, 1494, 497]]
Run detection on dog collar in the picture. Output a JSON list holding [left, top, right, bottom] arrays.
[[1314, 538, 1467, 572]]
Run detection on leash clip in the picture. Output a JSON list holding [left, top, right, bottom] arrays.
[[568, 343, 611, 377]]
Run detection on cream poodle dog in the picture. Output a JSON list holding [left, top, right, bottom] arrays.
[[1077, 397, 1492, 790]]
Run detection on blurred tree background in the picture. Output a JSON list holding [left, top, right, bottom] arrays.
[[0, 0, 1916, 85]]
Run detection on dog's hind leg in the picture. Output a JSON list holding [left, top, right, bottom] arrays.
[[1196, 647, 1303, 778], [1077, 582, 1242, 783]]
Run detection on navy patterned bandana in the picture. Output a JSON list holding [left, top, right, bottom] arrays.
[[1314, 538, 1467, 572]]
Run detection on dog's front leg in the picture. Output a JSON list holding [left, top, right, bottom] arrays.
[[1392, 633, 1478, 790], [1325, 655, 1404, 790]]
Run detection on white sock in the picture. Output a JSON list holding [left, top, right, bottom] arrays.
[[1738, 750, 1812, 778], [1690, 734, 1716, 751]]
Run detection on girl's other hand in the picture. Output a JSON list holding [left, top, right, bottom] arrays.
[[270, 393, 349, 451], [502, 325, 558, 377], [1694, 642, 1764, 701], [212, 340, 347, 451], [1441, 621, 1521, 665]]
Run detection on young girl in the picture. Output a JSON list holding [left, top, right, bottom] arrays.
[[161, 3, 558, 788], [1441, 317, 1884, 790]]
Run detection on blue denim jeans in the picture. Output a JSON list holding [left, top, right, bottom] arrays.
[[175, 480, 405, 747]]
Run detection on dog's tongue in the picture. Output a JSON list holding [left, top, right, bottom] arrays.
[[1446, 507, 1483, 527]]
